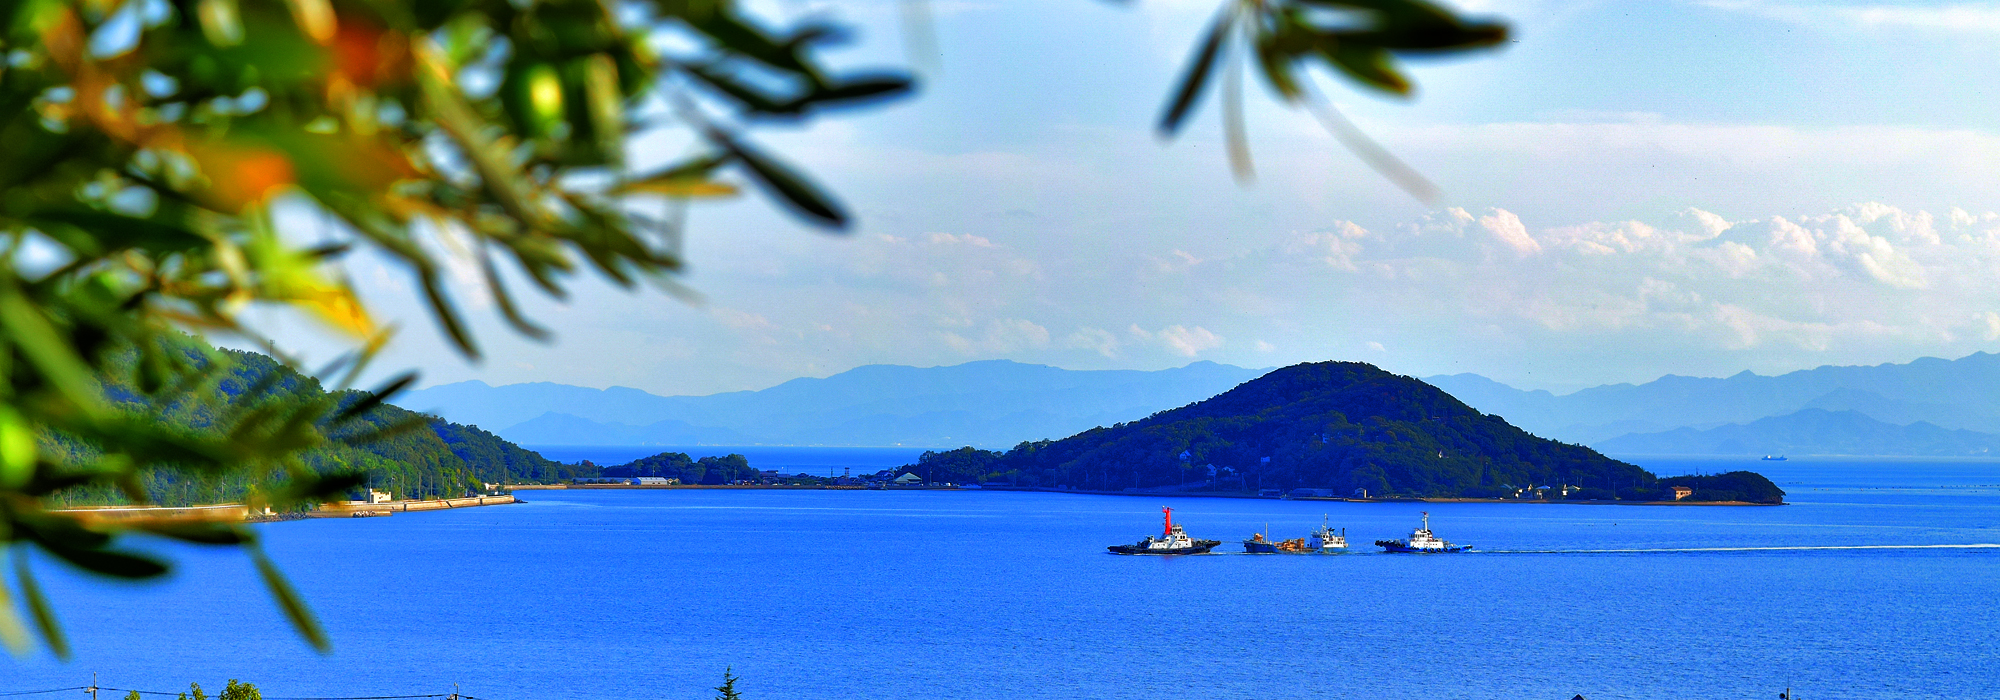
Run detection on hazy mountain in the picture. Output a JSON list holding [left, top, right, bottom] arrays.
[[395, 360, 1271, 447], [499, 412, 752, 446], [1596, 409, 2000, 457], [1426, 352, 2000, 446]]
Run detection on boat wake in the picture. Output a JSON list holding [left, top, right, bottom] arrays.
[[1488, 543, 2000, 554]]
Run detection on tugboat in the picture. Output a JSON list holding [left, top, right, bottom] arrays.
[[1109, 507, 1220, 555], [1375, 512, 1471, 553], [1308, 515, 1347, 552]]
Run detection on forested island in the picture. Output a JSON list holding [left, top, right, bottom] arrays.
[[40, 338, 600, 507], [594, 452, 765, 484], [898, 362, 1785, 504]]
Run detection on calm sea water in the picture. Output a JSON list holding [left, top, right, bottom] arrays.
[[7, 454, 2000, 700]]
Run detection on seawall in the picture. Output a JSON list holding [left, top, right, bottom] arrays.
[[55, 504, 250, 525], [504, 484, 943, 490], [317, 494, 517, 516], [51, 495, 519, 525]]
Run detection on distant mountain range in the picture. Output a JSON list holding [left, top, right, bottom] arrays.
[[1596, 409, 2000, 457], [1428, 352, 2000, 456], [397, 350, 2000, 455], [395, 360, 1270, 448]]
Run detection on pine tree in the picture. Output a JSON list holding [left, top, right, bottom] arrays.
[[714, 668, 743, 700]]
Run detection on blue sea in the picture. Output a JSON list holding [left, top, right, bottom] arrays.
[[7, 454, 2000, 700]]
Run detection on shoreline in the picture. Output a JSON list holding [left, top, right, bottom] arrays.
[[501, 483, 1782, 505], [507, 483, 951, 490], [53, 494, 520, 526]]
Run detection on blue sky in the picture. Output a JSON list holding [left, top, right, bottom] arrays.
[[270, 0, 2000, 395]]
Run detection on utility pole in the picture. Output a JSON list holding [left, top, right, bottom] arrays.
[[89, 672, 97, 700]]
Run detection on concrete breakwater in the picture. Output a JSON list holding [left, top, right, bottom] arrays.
[[316, 494, 517, 516], [505, 483, 921, 490], [56, 504, 251, 525], [52, 494, 518, 525]]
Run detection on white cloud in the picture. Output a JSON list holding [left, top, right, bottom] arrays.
[[1065, 327, 1122, 357], [942, 318, 1051, 354], [1155, 325, 1224, 357], [1705, 1, 2000, 33], [926, 232, 996, 248], [1684, 208, 1734, 238], [1476, 209, 1542, 256], [1282, 222, 1371, 270], [1205, 202, 2000, 361], [713, 307, 777, 331]]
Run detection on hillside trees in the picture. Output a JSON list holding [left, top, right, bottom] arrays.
[[604, 451, 755, 483], [896, 362, 1690, 499], [38, 336, 577, 506]]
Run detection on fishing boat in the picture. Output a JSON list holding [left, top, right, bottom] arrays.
[[1375, 511, 1471, 553], [1108, 507, 1219, 555], [1762, 454, 1788, 461]]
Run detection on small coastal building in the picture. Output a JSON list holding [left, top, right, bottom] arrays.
[[893, 472, 923, 485], [1671, 486, 1694, 501], [364, 489, 393, 504], [630, 477, 674, 486]]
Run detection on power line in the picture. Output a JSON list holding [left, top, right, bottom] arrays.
[[9, 682, 485, 700], [99, 690, 458, 700], [266, 696, 450, 700]]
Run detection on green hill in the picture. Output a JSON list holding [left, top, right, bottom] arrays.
[[902, 361, 1783, 504], [42, 341, 590, 507]]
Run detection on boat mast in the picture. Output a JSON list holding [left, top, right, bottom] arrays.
[[1422, 510, 1429, 531], [1163, 506, 1173, 537]]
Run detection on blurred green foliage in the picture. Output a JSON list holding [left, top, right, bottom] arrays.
[[1158, 0, 1507, 196], [0, 0, 911, 656], [40, 336, 585, 509], [0, 0, 1505, 658]]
